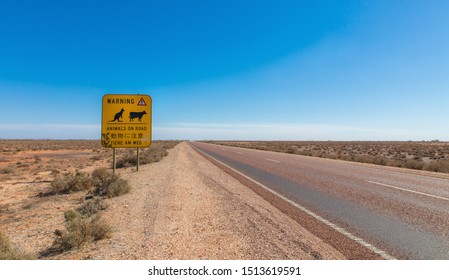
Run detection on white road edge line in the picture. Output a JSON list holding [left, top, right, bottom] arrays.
[[266, 158, 281, 163], [236, 151, 244, 155], [192, 145, 396, 260], [366, 180, 449, 201]]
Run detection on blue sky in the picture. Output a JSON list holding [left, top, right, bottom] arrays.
[[1, 0, 448, 140]]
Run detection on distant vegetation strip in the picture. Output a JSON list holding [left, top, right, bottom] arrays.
[[116, 140, 181, 168], [206, 141, 449, 174], [0, 139, 182, 153]]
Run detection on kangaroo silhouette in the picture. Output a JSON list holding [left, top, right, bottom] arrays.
[[110, 108, 125, 122]]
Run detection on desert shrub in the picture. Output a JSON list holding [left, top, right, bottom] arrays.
[[0, 231, 34, 260], [116, 151, 137, 168], [76, 198, 107, 217], [106, 179, 131, 197], [116, 147, 168, 168], [161, 141, 181, 150], [322, 153, 338, 160], [353, 155, 373, 164], [116, 141, 180, 168], [90, 155, 102, 161], [403, 159, 425, 170], [372, 156, 388, 166], [91, 168, 114, 191], [50, 172, 94, 194], [0, 165, 16, 174], [92, 168, 131, 197], [50, 211, 111, 254], [34, 155, 41, 163], [140, 147, 168, 165], [424, 160, 449, 173]]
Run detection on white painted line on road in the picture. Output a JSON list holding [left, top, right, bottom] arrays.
[[265, 158, 281, 163], [366, 180, 449, 201], [236, 151, 244, 155], [192, 145, 396, 260]]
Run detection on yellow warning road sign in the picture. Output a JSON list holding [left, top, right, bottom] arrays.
[[101, 94, 152, 148]]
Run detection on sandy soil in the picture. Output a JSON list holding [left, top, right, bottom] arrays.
[[1, 141, 344, 259], [0, 143, 110, 256]]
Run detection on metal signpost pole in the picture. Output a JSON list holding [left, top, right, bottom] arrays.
[[137, 147, 140, 171], [113, 148, 116, 174]]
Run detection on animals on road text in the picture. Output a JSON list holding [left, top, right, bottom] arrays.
[[129, 111, 147, 122], [110, 108, 125, 122]]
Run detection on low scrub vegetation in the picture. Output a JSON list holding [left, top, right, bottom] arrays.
[[48, 210, 111, 255], [0, 165, 16, 174], [424, 160, 449, 173], [208, 141, 449, 174], [41, 168, 130, 256], [0, 139, 101, 152], [116, 141, 180, 168], [49, 168, 130, 197], [43, 171, 122, 256], [0, 231, 34, 260], [76, 198, 107, 217], [50, 172, 93, 194], [92, 168, 131, 197]]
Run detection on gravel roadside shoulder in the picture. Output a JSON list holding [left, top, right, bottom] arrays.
[[57, 142, 344, 260]]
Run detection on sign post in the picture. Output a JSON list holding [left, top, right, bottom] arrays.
[[101, 94, 152, 171], [136, 147, 140, 171], [112, 148, 116, 174]]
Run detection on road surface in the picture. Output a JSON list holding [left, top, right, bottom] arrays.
[[190, 142, 449, 260]]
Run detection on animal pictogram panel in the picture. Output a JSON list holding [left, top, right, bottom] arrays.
[[101, 94, 152, 148]]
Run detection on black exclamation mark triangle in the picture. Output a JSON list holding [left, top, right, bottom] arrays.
[[137, 98, 147, 106]]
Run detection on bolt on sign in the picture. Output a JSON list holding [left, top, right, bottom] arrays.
[[101, 94, 152, 148]]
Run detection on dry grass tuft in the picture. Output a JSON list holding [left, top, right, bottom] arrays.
[[92, 168, 131, 198], [50, 171, 94, 194], [76, 198, 107, 217], [0, 231, 34, 260], [48, 168, 131, 197], [47, 211, 111, 255]]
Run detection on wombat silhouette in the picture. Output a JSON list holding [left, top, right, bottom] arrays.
[[110, 108, 125, 122]]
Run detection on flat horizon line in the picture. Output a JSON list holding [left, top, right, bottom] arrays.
[[1, 139, 448, 143]]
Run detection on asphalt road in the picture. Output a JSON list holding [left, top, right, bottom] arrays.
[[189, 142, 449, 260]]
